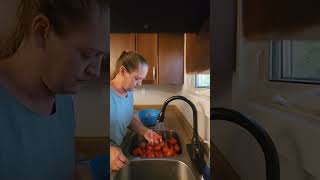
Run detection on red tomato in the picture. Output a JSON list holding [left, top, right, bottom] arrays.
[[168, 137, 177, 145], [162, 147, 169, 154], [172, 150, 177, 156], [154, 151, 160, 157], [146, 152, 155, 158], [146, 144, 154, 151], [159, 141, 165, 147], [154, 145, 161, 151], [174, 144, 180, 153], [165, 149, 175, 157], [158, 151, 163, 157]]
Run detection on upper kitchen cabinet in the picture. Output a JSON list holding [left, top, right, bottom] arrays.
[[243, 0, 320, 39], [135, 34, 158, 84], [110, 33, 184, 85], [110, 34, 136, 75], [185, 20, 210, 73], [158, 34, 184, 85]]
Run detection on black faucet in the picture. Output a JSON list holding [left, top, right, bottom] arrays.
[[157, 95, 206, 174], [211, 107, 280, 180]]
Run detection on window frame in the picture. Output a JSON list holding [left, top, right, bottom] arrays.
[[194, 74, 210, 88], [269, 40, 320, 85]]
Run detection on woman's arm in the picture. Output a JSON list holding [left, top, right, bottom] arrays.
[[128, 114, 148, 136]]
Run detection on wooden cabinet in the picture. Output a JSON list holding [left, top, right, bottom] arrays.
[[136, 34, 158, 84], [185, 31, 210, 73], [158, 33, 184, 85], [110, 34, 136, 76], [110, 33, 184, 85]]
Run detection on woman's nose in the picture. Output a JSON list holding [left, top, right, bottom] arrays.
[[86, 65, 100, 78]]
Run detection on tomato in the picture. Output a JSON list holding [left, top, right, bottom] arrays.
[[172, 150, 177, 156], [158, 151, 163, 157], [159, 141, 165, 147], [154, 145, 161, 151], [168, 137, 177, 145], [146, 152, 155, 158], [162, 146, 169, 154], [165, 149, 175, 157], [146, 145, 154, 151], [154, 151, 160, 157], [174, 144, 180, 153]]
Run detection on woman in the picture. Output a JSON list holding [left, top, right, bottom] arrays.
[[0, 0, 109, 179], [110, 51, 162, 171]]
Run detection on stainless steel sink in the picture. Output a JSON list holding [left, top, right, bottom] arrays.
[[111, 130, 201, 180], [112, 159, 197, 180]]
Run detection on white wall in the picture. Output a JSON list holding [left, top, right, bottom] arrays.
[[212, 1, 320, 179], [133, 85, 180, 105]]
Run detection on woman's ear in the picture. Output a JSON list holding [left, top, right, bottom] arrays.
[[30, 14, 51, 48], [119, 66, 126, 76]]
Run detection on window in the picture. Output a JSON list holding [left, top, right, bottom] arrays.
[[194, 74, 210, 88], [270, 40, 320, 84]]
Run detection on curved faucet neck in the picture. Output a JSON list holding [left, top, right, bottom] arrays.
[[157, 95, 198, 135]]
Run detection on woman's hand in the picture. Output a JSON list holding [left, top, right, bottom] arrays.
[[143, 129, 162, 145], [110, 146, 128, 171]]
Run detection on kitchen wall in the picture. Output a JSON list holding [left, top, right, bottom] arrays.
[[134, 34, 210, 142], [212, 0, 320, 179]]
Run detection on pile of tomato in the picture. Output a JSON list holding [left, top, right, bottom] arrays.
[[131, 137, 181, 158]]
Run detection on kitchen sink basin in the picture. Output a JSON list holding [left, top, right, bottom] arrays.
[[112, 159, 197, 180], [112, 129, 201, 180]]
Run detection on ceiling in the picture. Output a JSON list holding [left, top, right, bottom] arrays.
[[110, 0, 210, 33]]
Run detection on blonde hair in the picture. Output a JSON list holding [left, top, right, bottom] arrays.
[[0, 0, 109, 60], [112, 51, 148, 79]]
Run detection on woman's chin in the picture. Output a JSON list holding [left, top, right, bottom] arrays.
[[60, 85, 81, 94]]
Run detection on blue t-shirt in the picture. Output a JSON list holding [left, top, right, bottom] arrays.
[[0, 86, 75, 180], [110, 88, 133, 146]]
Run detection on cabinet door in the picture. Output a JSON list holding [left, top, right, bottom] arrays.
[[158, 33, 184, 85], [136, 33, 158, 84], [186, 32, 210, 73], [110, 34, 136, 76]]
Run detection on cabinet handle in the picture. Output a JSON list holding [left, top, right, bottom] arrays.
[[153, 67, 156, 80]]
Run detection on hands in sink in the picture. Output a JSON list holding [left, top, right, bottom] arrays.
[[142, 129, 163, 145]]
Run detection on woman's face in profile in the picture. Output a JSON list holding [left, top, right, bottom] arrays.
[[123, 64, 148, 91], [39, 10, 108, 94]]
